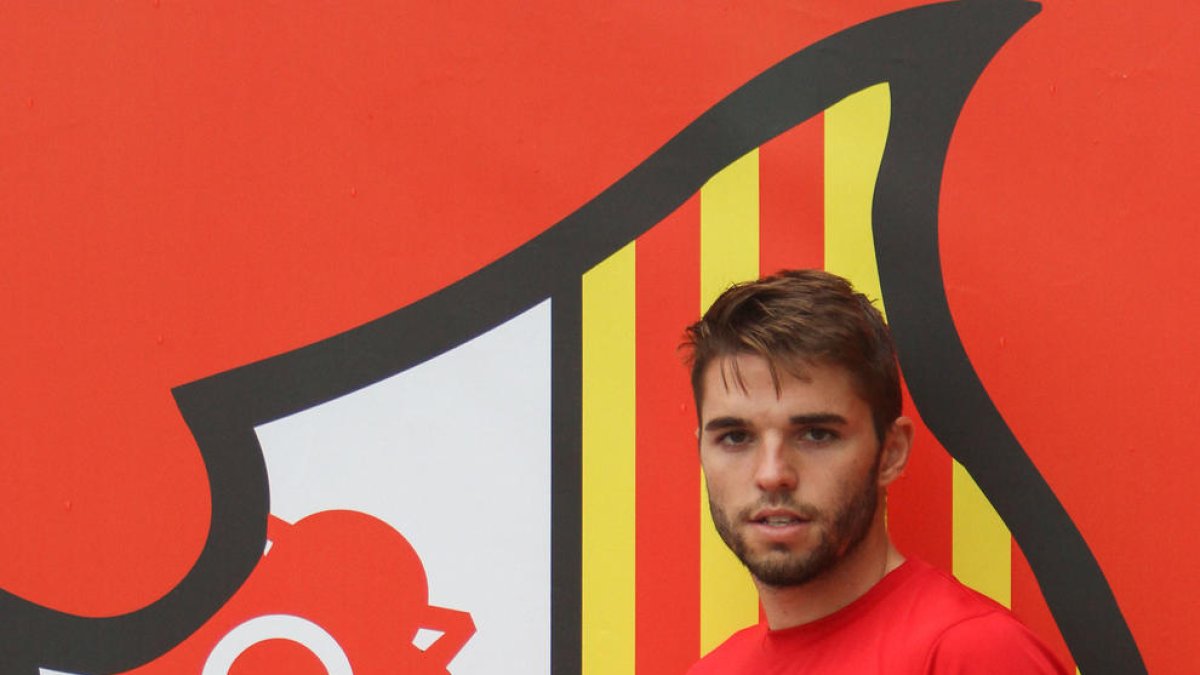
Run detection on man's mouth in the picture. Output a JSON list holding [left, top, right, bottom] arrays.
[[749, 509, 810, 527], [759, 516, 802, 526]]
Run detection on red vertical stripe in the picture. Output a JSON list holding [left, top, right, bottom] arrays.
[[758, 110, 955, 579], [635, 195, 701, 673], [759, 114, 824, 273], [756, 114, 826, 627], [888, 382, 954, 573], [1013, 540, 1076, 671]]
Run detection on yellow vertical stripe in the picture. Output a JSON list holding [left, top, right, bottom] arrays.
[[698, 149, 761, 655], [824, 83, 890, 315], [700, 149, 760, 310], [825, 84, 894, 524], [581, 243, 637, 675], [952, 462, 1012, 607], [824, 83, 1013, 608]]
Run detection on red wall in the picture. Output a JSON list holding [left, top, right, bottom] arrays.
[[2, 2, 1194, 672]]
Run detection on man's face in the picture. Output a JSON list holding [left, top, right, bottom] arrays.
[[698, 353, 885, 588]]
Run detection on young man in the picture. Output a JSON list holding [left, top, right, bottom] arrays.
[[685, 270, 1067, 674]]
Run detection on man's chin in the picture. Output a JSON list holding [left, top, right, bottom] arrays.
[[752, 569, 818, 589], [743, 548, 836, 588]]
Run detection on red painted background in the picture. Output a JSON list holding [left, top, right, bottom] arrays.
[[2, 1, 1196, 672]]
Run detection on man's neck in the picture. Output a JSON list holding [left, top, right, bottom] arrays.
[[756, 528, 905, 630]]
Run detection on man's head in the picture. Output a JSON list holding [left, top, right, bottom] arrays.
[[685, 269, 901, 443], [685, 270, 911, 589]]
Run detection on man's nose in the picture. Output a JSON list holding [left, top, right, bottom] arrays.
[[753, 436, 797, 492]]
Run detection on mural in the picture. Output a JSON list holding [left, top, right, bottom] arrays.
[[3, 0, 1197, 673]]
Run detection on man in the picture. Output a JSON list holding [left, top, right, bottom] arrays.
[[685, 270, 1067, 674]]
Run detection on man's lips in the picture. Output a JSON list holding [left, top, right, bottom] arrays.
[[745, 509, 813, 545], [747, 508, 812, 528]]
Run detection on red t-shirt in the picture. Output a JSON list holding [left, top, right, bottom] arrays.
[[688, 559, 1069, 674]]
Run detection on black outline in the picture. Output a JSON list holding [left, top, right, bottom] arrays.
[[551, 287, 583, 675], [1, 1, 1145, 673], [870, 10, 1147, 673]]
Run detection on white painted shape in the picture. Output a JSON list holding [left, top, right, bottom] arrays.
[[413, 627, 444, 651], [256, 300, 553, 674], [202, 614, 352, 675]]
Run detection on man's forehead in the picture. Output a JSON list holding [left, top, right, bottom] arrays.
[[704, 352, 816, 395], [697, 352, 867, 418]]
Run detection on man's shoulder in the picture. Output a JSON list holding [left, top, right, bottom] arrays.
[[898, 560, 1069, 674], [894, 558, 1012, 622], [923, 610, 1070, 674], [686, 624, 765, 675]]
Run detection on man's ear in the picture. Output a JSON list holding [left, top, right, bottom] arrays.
[[878, 416, 914, 487]]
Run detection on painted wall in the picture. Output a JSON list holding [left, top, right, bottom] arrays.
[[2, 1, 1195, 673]]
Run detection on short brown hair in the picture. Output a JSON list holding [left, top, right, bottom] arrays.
[[684, 269, 901, 441]]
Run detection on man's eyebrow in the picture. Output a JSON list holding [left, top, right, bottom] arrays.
[[703, 416, 747, 432], [789, 413, 847, 426]]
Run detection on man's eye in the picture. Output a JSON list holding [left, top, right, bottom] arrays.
[[800, 428, 837, 444], [717, 430, 751, 446]]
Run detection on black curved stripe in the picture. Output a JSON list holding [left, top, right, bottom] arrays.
[[3, 1, 1142, 673], [870, 14, 1147, 674]]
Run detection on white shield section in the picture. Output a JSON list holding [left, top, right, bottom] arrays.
[[255, 300, 553, 674]]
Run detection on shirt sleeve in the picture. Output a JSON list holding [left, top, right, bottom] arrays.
[[925, 611, 1070, 675]]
